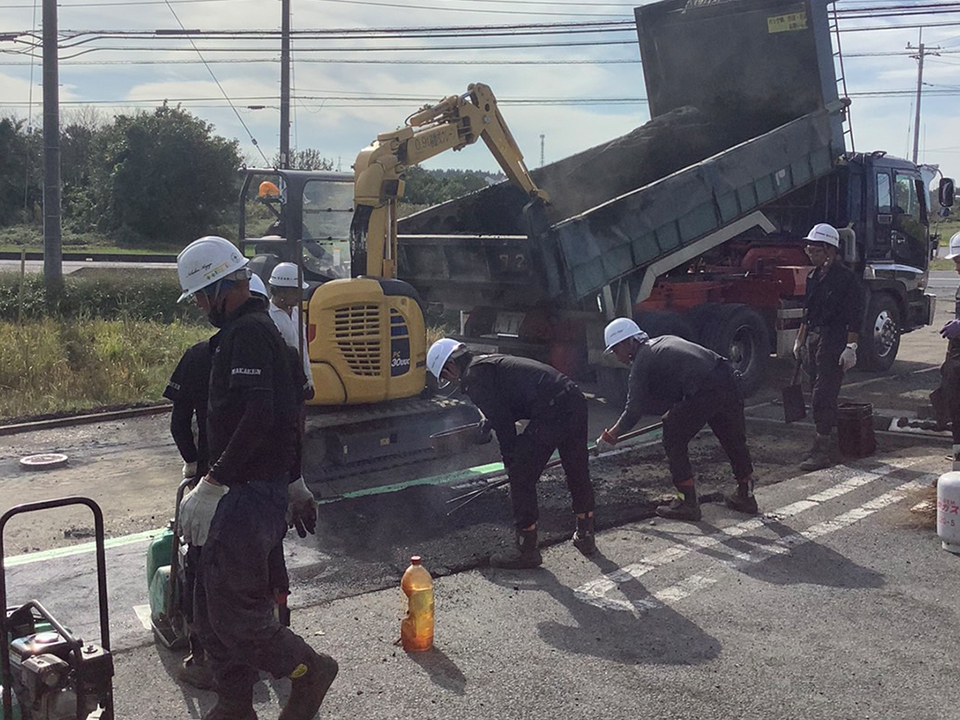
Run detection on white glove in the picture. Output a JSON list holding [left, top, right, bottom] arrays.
[[594, 429, 618, 455], [182, 461, 197, 479], [287, 477, 317, 538], [793, 335, 803, 360], [179, 478, 227, 547], [839, 342, 858, 372]]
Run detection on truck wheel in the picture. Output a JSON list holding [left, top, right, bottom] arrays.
[[699, 304, 769, 398], [633, 310, 696, 340], [859, 293, 900, 372]]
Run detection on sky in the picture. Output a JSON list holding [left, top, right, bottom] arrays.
[[0, 0, 959, 187]]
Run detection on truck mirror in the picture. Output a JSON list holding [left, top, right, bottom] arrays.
[[940, 178, 955, 208]]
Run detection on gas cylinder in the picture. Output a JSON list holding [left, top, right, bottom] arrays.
[[936, 470, 960, 553]]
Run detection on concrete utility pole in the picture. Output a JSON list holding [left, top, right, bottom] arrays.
[[279, 0, 291, 169], [42, 0, 62, 291], [907, 29, 940, 165], [539, 134, 545, 168]]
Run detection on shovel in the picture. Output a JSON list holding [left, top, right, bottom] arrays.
[[782, 360, 806, 423]]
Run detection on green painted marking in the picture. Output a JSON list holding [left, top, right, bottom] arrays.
[[6, 527, 168, 567]]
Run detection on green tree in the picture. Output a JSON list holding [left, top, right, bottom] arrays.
[[0, 117, 42, 227], [402, 166, 491, 206], [272, 148, 334, 171], [91, 104, 241, 244]]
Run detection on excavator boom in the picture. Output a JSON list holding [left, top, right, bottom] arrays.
[[351, 83, 547, 279]]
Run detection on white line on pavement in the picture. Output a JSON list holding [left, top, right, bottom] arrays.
[[574, 458, 931, 613]]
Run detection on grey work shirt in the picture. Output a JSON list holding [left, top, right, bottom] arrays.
[[617, 335, 722, 431]]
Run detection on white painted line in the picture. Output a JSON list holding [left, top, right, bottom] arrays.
[[574, 458, 930, 612]]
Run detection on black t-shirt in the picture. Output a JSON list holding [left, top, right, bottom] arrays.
[[163, 339, 212, 476], [207, 298, 300, 485], [804, 261, 863, 338], [461, 354, 578, 459]]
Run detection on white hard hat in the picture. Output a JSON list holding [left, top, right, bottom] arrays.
[[427, 338, 465, 380], [269, 262, 308, 289], [249, 273, 268, 298], [603, 317, 648, 354], [804, 223, 840, 249], [176, 236, 248, 302], [945, 231, 960, 260]]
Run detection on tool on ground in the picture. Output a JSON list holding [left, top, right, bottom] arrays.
[[1, 497, 114, 720], [781, 360, 806, 423], [445, 421, 663, 516], [399, 556, 434, 653], [147, 478, 192, 650]]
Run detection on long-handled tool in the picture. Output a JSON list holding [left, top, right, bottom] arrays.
[[445, 421, 663, 516], [782, 360, 806, 423]]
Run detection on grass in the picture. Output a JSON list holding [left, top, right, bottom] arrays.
[[0, 225, 185, 255], [0, 318, 212, 422]]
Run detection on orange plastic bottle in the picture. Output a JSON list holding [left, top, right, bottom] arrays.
[[400, 555, 434, 652]]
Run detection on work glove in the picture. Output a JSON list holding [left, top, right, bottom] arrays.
[[286, 477, 317, 538], [838, 342, 858, 372], [179, 478, 227, 547], [475, 418, 493, 445], [594, 428, 618, 456], [182, 461, 197, 480], [942, 320, 960, 340]]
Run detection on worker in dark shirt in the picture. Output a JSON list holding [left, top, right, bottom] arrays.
[[937, 232, 960, 465], [163, 338, 216, 690], [175, 235, 337, 720], [427, 338, 597, 569], [793, 223, 863, 471], [596, 318, 758, 522]]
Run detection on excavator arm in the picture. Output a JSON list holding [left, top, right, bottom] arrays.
[[350, 82, 548, 279]]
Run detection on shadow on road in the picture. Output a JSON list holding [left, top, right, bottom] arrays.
[[406, 645, 468, 695], [480, 555, 721, 667]]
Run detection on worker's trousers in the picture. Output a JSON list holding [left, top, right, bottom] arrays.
[[661, 362, 753, 485], [939, 349, 960, 444], [805, 330, 846, 436], [194, 478, 309, 706], [506, 389, 595, 529]]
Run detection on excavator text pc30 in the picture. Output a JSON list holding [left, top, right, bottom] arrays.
[[237, 83, 548, 486]]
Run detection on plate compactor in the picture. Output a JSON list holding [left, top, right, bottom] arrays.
[[0, 498, 114, 720]]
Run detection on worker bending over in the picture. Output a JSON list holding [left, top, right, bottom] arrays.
[[597, 318, 758, 522], [793, 223, 864, 471], [176, 236, 337, 720], [427, 339, 597, 568]]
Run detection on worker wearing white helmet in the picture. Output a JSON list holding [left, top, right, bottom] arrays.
[[794, 223, 864, 471], [936, 232, 960, 463], [598, 318, 759, 522], [175, 236, 338, 720], [427, 338, 597, 568], [267, 262, 314, 400]]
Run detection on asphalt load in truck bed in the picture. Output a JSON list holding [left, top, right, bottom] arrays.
[[397, 106, 754, 237], [295, 424, 893, 605]]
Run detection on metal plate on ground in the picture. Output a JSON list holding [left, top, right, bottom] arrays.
[[19, 453, 69, 470]]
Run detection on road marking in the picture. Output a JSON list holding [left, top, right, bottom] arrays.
[[574, 458, 930, 612], [5, 527, 168, 568], [133, 604, 153, 631]]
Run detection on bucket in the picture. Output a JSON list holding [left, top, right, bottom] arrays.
[[837, 403, 876, 459], [430, 423, 481, 457]]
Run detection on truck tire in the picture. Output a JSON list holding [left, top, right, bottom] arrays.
[[697, 304, 769, 398], [633, 310, 696, 340], [858, 293, 900, 372]]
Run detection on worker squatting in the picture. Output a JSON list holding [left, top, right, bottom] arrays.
[[166, 222, 921, 717]]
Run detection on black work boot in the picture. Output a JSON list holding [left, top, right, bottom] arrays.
[[656, 491, 702, 522], [178, 652, 215, 691], [277, 649, 339, 720], [490, 528, 543, 569], [726, 482, 759, 515], [572, 516, 596, 555], [202, 701, 258, 720], [800, 434, 833, 471]]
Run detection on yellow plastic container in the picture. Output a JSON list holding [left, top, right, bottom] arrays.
[[400, 556, 434, 652]]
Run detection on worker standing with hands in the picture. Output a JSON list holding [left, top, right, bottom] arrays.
[[427, 339, 597, 568], [937, 232, 960, 464], [793, 223, 864, 471], [596, 318, 758, 522], [268, 262, 315, 401], [175, 236, 337, 720]]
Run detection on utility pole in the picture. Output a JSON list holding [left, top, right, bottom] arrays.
[[539, 134, 545, 168], [907, 29, 939, 165], [42, 0, 62, 292], [279, 0, 290, 169]]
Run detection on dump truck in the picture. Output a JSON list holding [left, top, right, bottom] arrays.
[[396, 0, 955, 401]]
